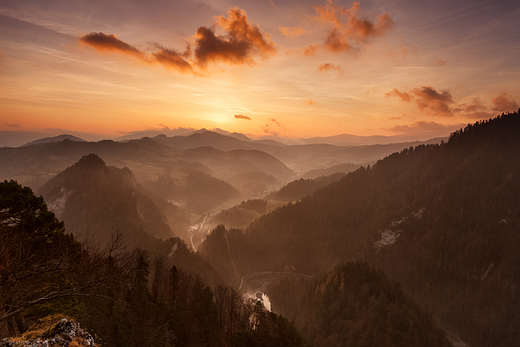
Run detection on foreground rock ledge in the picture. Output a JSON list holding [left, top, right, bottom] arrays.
[[1, 317, 96, 347]]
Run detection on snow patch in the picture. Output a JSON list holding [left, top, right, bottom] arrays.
[[375, 229, 401, 248], [47, 188, 72, 218], [374, 207, 426, 250]]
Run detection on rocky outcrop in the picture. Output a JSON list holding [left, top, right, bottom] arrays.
[[0, 317, 96, 347]]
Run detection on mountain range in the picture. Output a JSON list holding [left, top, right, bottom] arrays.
[[200, 111, 520, 347]]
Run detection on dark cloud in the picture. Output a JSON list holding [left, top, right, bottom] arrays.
[[312, 1, 394, 53], [234, 114, 251, 120], [195, 7, 276, 67], [386, 86, 454, 117], [492, 92, 519, 112], [79, 33, 143, 57]]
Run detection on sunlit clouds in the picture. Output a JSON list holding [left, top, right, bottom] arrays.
[[79, 7, 276, 74], [0, 0, 519, 141]]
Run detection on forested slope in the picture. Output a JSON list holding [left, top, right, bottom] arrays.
[[268, 262, 452, 347], [0, 180, 307, 347], [204, 111, 520, 346]]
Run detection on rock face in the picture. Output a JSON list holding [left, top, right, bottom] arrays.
[[0, 318, 96, 347]]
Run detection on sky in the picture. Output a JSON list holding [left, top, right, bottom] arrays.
[[1, 0, 519, 145]]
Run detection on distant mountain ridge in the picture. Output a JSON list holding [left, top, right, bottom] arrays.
[[21, 134, 86, 147]]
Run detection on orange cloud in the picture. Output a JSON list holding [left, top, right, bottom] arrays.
[[195, 7, 276, 67], [279, 27, 308, 37], [318, 63, 341, 72], [387, 86, 454, 117], [492, 92, 519, 112], [234, 114, 251, 120], [306, 98, 316, 105], [312, 1, 394, 53], [79, 33, 143, 57]]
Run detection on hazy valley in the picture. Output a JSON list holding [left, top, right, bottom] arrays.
[[2, 112, 520, 347]]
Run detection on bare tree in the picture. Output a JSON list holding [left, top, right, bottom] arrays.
[[0, 180, 131, 336]]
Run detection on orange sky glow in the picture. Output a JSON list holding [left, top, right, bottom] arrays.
[[0, 0, 519, 144]]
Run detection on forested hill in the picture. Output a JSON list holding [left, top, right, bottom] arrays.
[[205, 111, 520, 347], [38, 154, 186, 247], [268, 262, 452, 347]]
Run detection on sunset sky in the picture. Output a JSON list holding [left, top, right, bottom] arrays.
[[1, 0, 519, 145]]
